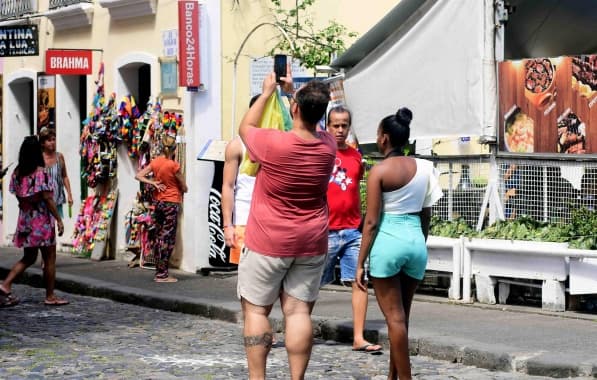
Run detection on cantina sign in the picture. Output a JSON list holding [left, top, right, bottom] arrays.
[[0, 25, 38, 57]]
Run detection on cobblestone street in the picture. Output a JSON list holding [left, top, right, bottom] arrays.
[[0, 285, 588, 380]]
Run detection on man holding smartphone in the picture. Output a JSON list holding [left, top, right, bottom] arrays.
[[237, 65, 336, 379]]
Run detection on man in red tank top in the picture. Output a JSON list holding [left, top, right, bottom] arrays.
[[321, 106, 382, 354]]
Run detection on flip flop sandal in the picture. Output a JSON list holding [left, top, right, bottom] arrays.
[[0, 286, 10, 297], [352, 343, 383, 355], [154, 277, 178, 283], [44, 298, 69, 306], [1, 293, 19, 307]]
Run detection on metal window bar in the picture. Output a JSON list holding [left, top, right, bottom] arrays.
[[49, 0, 92, 10], [0, 0, 36, 19]]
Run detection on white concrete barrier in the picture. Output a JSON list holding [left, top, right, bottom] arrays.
[[426, 236, 463, 300], [426, 236, 597, 310], [462, 239, 597, 311]]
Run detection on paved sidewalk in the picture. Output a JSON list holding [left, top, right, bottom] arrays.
[[1, 248, 596, 379]]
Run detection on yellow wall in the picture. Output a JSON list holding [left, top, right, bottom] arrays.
[[221, 0, 399, 140]]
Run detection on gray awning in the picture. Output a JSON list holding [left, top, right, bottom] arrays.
[[331, 0, 433, 69]]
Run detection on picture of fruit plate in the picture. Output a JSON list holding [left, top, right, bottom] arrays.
[[557, 109, 586, 154], [572, 56, 597, 99], [504, 105, 534, 153]]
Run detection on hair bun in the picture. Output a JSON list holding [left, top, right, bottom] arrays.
[[396, 107, 412, 126], [162, 134, 176, 147]]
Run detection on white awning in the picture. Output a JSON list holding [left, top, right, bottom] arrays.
[[336, 0, 487, 145]]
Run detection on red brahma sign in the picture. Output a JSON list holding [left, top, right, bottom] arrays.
[[45, 50, 92, 75]]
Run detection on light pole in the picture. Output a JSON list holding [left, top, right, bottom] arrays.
[[230, 22, 296, 137]]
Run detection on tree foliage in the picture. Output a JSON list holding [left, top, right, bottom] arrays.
[[268, 0, 357, 70]]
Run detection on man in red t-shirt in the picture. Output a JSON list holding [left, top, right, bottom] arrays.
[[238, 71, 336, 379], [320, 106, 382, 354]]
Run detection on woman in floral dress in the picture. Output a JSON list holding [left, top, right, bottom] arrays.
[[0, 136, 66, 307]]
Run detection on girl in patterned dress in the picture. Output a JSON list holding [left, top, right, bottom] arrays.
[[39, 127, 73, 219], [0, 136, 66, 307]]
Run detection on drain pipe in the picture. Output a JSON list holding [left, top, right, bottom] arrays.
[[231, 22, 295, 137]]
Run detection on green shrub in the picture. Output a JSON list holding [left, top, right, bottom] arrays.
[[429, 209, 597, 250]]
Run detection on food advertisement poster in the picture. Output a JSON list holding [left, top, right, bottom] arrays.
[[499, 55, 597, 155]]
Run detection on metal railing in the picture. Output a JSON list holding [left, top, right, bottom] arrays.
[[49, 0, 92, 10], [427, 155, 492, 227], [423, 155, 597, 227], [0, 0, 36, 19]]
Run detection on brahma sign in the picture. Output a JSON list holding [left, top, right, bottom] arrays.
[[178, 0, 200, 87], [45, 50, 92, 75]]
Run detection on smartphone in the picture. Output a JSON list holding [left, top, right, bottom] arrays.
[[274, 54, 287, 83]]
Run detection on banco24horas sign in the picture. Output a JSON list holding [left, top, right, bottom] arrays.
[[0, 25, 38, 57]]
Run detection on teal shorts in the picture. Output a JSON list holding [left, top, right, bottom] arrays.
[[369, 214, 427, 280]]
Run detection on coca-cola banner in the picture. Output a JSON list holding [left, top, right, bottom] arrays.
[[499, 55, 597, 154], [208, 160, 233, 267]]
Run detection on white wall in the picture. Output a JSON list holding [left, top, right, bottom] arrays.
[[178, 0, 222, 273], [55, 75, 82, 248], [3, 71, 36, 243]]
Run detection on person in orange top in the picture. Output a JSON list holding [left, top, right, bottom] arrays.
[[135, 135, 188, 283]]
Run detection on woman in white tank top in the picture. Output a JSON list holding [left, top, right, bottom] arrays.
[[356, 107, 442, 380]]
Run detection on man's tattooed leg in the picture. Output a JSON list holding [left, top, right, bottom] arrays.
[[244, 332, 274, 348]]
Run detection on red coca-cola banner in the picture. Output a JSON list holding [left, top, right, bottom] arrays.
[[178, 0, 200, 87], [45, 50, 92, 75]]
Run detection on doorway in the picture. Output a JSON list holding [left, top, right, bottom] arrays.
[[118, 62, 151, 114]]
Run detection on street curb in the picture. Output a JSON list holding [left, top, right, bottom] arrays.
[[0, 266, 241, 323], [2, 266, 595, 378]]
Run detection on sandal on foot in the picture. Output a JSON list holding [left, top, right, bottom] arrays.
[[0, 285, 10, 297], [1, 293, 19, 308], [352, 343, 383, 355], [154, 277, 178, 283], [44, 297, 69, 306]]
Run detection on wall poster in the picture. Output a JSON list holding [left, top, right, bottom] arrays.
[[160, 57, 178, 98], [37, 74, 56, 133], [499, 55, 597, 155]]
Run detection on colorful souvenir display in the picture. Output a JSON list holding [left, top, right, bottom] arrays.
[[124, 194, 156, 268], [118, 95, 142, 157], [80, 65, 178, 186], [80, 64, 119, 188], [77, 63, 187, 262], [72, 189, 118, 257]]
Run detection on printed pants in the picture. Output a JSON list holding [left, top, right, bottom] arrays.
[[153, 201, 180, 278]]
